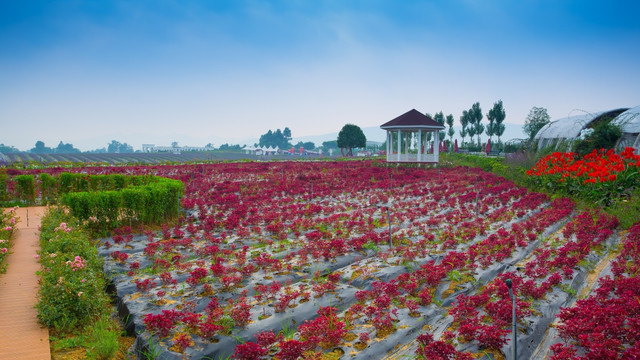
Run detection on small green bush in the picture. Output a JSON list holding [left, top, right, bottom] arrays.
[[573, 121, 622, 157], [606, 188, 640, 229], [86, 316, 120, 360]]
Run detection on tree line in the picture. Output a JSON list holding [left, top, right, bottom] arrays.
[[427, 101, 550, 152], [257, 127, 315, 150], [0, 140, 137, 154]]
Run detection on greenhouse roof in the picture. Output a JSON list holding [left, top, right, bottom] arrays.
[[534, 112, 605, 140], [612, 105, 640, 133]]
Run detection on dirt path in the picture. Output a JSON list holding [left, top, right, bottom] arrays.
[[0, 206, 51, 359]]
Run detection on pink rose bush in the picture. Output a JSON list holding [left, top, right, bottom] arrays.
[[0, 207, 17, 272]]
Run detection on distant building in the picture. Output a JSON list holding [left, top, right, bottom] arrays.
[[142, 144, 210, 153]]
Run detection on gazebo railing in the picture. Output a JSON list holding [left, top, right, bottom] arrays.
[[386, 153, 437, 163]]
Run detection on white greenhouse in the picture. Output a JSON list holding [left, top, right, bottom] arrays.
[[611, 106, 640, 151], [534, 107, 640, 153]]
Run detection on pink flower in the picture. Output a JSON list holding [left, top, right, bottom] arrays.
[[69, 255, 86, 271], [5, 226, 12, 231], [34, 254, 40, 260], [0, 248, 7, 254]]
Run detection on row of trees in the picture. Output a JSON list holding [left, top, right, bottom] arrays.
[[429, 101, 507, 150], [257, 127, 316, 151], [31, 141, 81, 154], [429, 101, 552, 152], [6, 140, 136, 154], [258, 128, 292, 149]]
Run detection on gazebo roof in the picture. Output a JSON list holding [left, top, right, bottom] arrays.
[[380, 109, 445, 130]]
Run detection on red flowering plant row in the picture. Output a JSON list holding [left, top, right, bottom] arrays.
[[550, 219, 640, 359], [526, 147, 640, 205], [441, 208, 618, 357]]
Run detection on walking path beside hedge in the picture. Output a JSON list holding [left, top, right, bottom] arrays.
[[0, 207, 50, 360]]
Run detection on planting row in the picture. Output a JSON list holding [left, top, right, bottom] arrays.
[[548, 220, 640, 359]]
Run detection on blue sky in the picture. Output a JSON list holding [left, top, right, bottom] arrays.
[[1, 0, 639, 151]]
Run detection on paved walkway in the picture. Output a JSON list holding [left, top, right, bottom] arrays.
[[0, 207, 51, 359]]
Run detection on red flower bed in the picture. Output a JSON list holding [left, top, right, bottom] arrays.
[[526, 147, 640, 204]]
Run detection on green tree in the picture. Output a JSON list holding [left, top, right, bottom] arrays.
[[524, 106, 551, 140], [322, 140, 338, 149], [487, 100, 506, 146], [294, 141, 315, 150], [283, 127, 292, 142], [446, 114, 455, 146], [424, 112, 433, 142], [573, 121, 622, 157], [470, 102, 484, 147], [0, 144, 19, 153], [337, 124, 366, 157], [31, 140, 53, 154], [433, 112, 446, 141], [107, 140, 133, 153], [218, 143, 242, 151], [55, 141, 80, 154], [259, 128, 291, 149], [459, 111, 469, 147], [465, 109, 477, 149]]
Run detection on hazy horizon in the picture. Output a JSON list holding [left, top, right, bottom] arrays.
[[2, 1, 639, 151]]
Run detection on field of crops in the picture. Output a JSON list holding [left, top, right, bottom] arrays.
[[9, 152, 639, 359], [48, 159, 625, 360]]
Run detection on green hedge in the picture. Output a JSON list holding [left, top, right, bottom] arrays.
[[15, 174, 36, 205], [39, 173, 56, 204], [0, 169, 7, 203], [57, 173, 152, 195], [60, 176, 183, 232]]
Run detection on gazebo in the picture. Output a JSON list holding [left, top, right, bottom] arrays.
[[380, 109, 446, 163]]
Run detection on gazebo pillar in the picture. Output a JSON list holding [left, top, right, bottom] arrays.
[[417, 130, 422, 162], [397, 130, 401, 162], [386, 131, 391, 157], [434, 128, 440, 161]]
